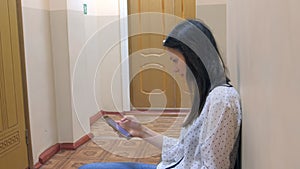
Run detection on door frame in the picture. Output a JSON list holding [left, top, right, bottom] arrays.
[[119, 0, 131, 111]]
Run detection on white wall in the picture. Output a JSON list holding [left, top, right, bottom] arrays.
[[196, 1, 227, 63], [197, 0, 226, 5], [67, 0, 122, 141], [22, 0, 123, 164], [22, 0, 58, 163], [228, 1, 300, 168]]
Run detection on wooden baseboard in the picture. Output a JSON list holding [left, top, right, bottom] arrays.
[[89, 111, 103, 125], [33, 162, 43, 169], [60, 133, 93, 150], [34, 133, 93, 168], [89, 110, 123, 125], [92, 109, 188, 119], [38, 143, 60, 164]]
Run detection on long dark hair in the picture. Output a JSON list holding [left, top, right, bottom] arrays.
[[163, 19, 229, 126]]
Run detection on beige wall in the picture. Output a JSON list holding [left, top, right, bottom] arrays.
[[22, 0, 58, 163], [228, 1, 300, 168], [67, 0, 122, 141], [196, 2, 227, 63], [22, 0, 122, 164]]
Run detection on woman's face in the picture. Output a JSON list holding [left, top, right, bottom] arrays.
[[166, 47, 186, 77]]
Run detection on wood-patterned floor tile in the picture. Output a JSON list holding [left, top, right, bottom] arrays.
[[40, 114, 185, 168]]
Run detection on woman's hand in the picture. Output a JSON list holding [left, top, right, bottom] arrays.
[[118, 115, 164, 149], [118, 115, 144, 138]]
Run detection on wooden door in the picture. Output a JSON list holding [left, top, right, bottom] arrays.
[[128, 0, 195, 110], [0, 0, 30, 168]]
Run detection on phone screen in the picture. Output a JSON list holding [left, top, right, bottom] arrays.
[[103, 116, 132, 139]]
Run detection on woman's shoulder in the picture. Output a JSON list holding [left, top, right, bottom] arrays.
[[208, 85, 240, 104], [205, 86, 241, 119]]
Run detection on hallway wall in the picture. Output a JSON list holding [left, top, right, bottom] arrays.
[[22, 0, 122, 164], [196, 0, 226, 63], [66, 0, 122, 144], [22, 0, 58, 164], [228, 1, 300, 168]]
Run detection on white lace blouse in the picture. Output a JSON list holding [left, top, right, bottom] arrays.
[[157, 86, 242, 169]]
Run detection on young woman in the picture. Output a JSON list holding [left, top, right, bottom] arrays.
[[80, 19, 242, 169]]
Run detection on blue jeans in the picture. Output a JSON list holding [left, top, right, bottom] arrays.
[[79, 162, 157, 169]]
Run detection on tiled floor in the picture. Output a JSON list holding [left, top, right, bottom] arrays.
[[40, 113, 185, 169]]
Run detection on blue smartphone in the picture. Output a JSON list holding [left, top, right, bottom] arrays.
[[103, 116, 132, 140]]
